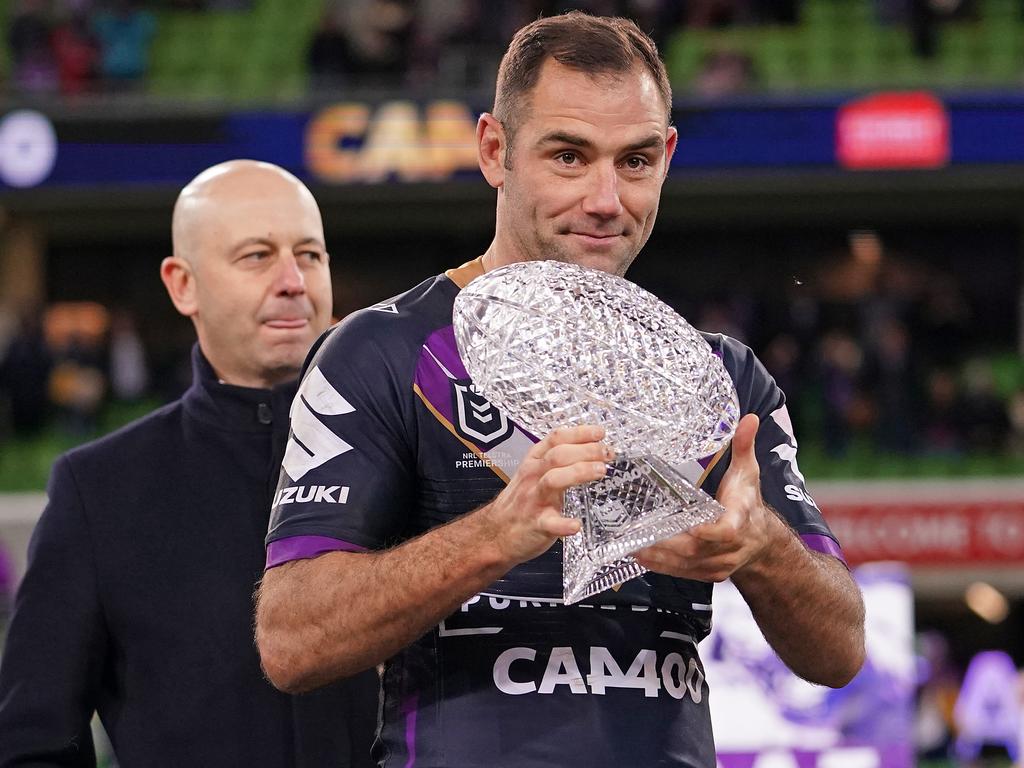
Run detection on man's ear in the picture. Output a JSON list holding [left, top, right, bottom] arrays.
[[663, 125, 679, 178], [477, 113, 507, 190], [160, 256, 198, 318]]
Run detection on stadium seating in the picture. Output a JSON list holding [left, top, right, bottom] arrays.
[[665, 0, 1024, 95], [0, 0, 1020, 100], [148, 0, 320, 101]]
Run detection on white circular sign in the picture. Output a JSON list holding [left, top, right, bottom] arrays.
[[0, 110, 58, 188]]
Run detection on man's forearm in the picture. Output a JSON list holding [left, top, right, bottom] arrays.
[[731, 513, 865, 687], [257, 507, 512, 693], [257, 425, 606, 693]]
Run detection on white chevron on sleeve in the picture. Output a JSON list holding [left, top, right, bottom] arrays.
[[296, 365, 356, 416], [768, 403, 808, 484]]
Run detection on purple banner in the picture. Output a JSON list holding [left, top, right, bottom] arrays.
[[707, 564, 914, 768]]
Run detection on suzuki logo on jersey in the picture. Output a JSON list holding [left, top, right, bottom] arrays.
[[452, 379, 514, 449], [283, 365, 356, 481], [273, 485, 350, 507]]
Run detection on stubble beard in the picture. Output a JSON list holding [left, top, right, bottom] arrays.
[[543, 229, 639, 276]]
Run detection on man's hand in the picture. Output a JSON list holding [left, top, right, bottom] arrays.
[[635, 411, 866, 687], [478, 424, 612, 565], [634, 413, 779, 582], [257, 423, 613, 690]]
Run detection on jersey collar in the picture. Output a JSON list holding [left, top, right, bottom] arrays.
[[444, 256, 486, 289]]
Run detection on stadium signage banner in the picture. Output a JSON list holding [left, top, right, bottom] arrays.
[[4, 93, 1024, 189], [815, 480, 1024, 565], [836, 92, 950, 170], [305, 100, 481, 183]]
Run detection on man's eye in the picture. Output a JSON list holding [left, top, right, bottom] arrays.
[[300, 251, 323, 262], [557, 151, 579, 165], [243, 251, 269, 261], [625, 156, 649, 170]]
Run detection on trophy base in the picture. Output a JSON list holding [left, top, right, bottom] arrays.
[[562, 456, 724, 604]]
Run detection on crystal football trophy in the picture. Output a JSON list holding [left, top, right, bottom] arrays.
[[452, 260, 741, 604]]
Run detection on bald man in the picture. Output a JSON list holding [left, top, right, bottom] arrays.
[[0, 161, 378, 768]]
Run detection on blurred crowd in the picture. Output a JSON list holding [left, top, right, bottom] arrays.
[[681, 230, 1022, 462], [305, 0, 961, 95], [307, 0, 690, 92], [1, 231, 1021, 464], [5, 0, 990, 99], [7, 0, 157, 95], [0, 302, 153, 439]]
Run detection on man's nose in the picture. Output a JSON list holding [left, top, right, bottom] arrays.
[[275, 253, 306, 295], [581, 164, 623, 218]]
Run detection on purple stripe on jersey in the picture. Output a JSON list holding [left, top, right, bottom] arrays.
[[802, 533, 847, 566], [401, 693, 418, 768], [414, 325, 468, 423], [265, 535, 367, 569]]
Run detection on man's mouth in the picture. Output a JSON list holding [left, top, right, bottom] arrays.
[[568, 231, 623, 245], [263, 318, 309, 329]]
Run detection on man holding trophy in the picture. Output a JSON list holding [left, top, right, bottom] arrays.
[[256, 12, 865, 768]]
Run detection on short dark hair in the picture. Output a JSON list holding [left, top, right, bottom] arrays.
[[493, 12, 673, 145]]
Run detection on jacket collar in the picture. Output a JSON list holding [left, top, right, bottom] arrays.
[[181, 344, 298, 434]]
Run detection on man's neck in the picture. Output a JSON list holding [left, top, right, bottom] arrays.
[[479, 241, 502, 274]]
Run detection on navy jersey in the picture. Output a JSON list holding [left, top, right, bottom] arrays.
[[266, 260, 845, 768]]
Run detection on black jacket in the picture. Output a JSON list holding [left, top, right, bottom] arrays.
[[0, 346, 378, 767]]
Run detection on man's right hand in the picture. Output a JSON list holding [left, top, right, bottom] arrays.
[[258, 424, 613, 691], [476, 424, 612, 565]]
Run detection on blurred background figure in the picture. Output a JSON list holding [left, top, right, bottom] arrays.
[[7, 0, 57, 93], [91, 0, 156, 87], [921, 368, 964, 456], [0, 306, 51, 439], [915, 630, 959, 762], [107, 310, 147, 403], [51, 7, 98, 96], [45, 304, 108, 437], [308, 0, 413, 89], [960, 359, 1010, 454], [865, 317, 919, 454], [816, 330, 865, 458], [694, 49, 756, 97]]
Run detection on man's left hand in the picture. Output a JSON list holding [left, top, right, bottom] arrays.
[[634, 413, 782, 582]]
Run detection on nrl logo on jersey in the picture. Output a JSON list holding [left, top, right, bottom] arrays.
[[451, 378, 515, 450]]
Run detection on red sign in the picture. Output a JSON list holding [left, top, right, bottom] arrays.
[[836, 92, 950, 170], [817, 482, 1024, 565]]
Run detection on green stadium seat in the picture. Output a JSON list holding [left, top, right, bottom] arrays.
[[990, 354, 1024, 400], [757, 27, 801, 90], [665, 30, 708, 92], [940, 24, 982, 87], [141, 0, 325, 102], [802, 23, 839, 89], [0, 0, 12, 81], [848, 11, 885, 88]]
